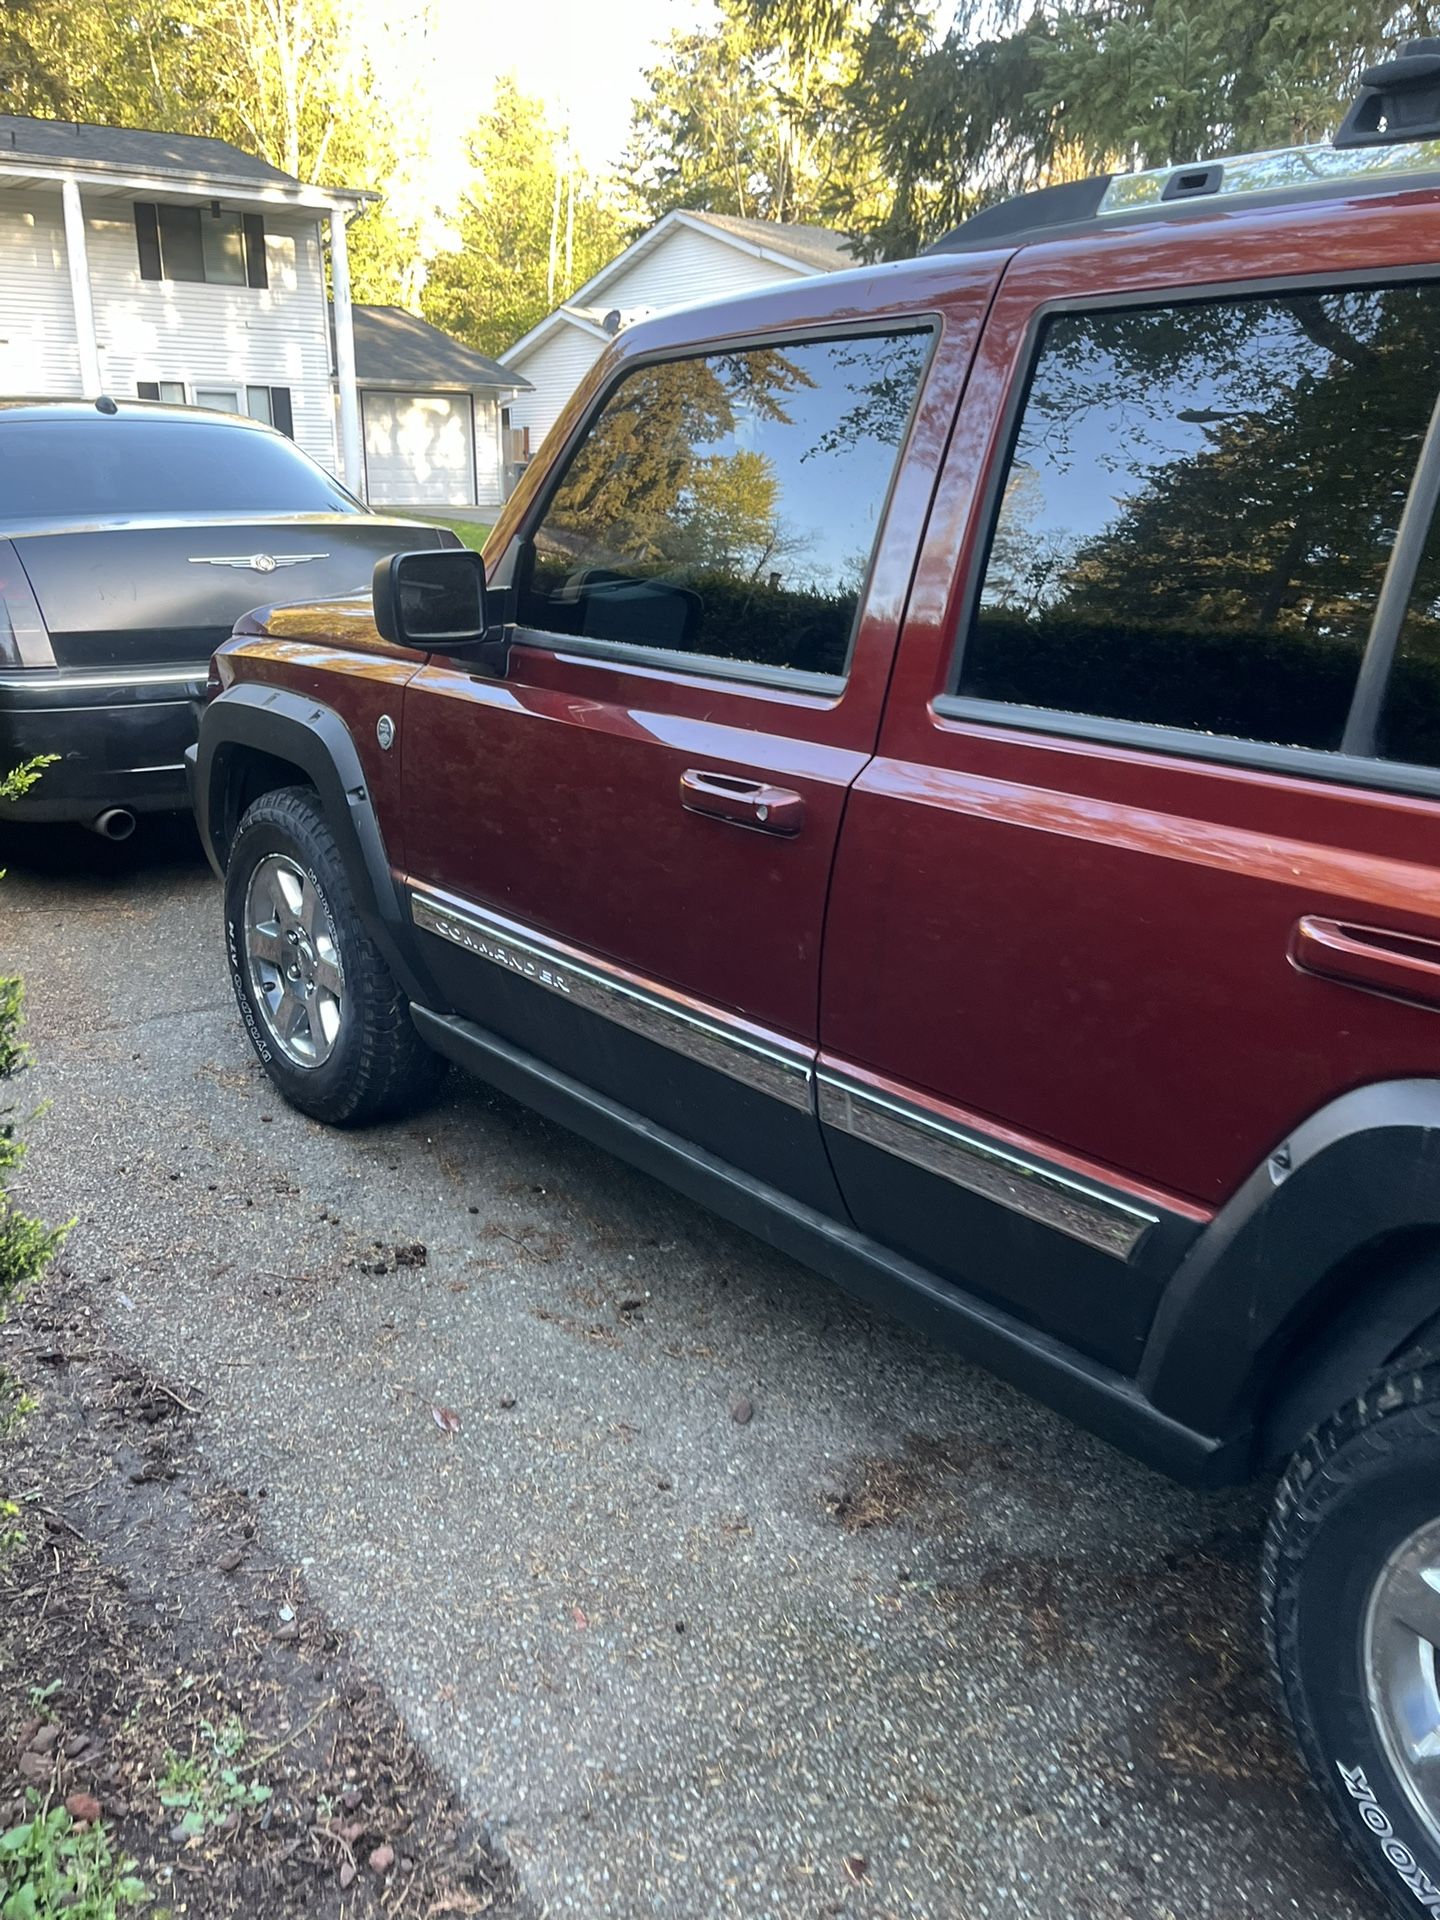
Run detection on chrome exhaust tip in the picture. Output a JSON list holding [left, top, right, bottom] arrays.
[[90, 807, 136, 841]]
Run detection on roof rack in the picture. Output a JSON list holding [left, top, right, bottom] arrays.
[[929, 37, 1440, 253]]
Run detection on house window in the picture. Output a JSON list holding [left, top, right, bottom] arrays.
[[134, 203, 268, 289], [194, 386, 241, 414], [245, 386, 295, 437], [136, 381, 186, 404]]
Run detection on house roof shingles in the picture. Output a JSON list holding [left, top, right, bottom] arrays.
[[342, 305, 529, 392], [0, 113, 303, 188], [681, 211, 856, 273]]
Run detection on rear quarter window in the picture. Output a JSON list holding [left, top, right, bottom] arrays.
[[0, 419, 361, 519]]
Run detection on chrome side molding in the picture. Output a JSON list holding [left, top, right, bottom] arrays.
[[409, 886, 814, 1111], [409, 882, 1159, 1258], [817, 1070, 1157, 1260]]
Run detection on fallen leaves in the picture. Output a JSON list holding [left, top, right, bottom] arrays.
[[432, 1405, 462, 1434]]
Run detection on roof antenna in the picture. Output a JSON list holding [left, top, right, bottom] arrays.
[[94, 395, 118, 415]]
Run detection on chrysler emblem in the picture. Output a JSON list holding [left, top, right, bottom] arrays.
[[189, 552, 329, 573]]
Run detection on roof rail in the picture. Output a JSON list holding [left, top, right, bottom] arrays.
[[929, 39, 1440, 255]]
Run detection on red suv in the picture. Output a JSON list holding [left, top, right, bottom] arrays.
[[192, 56, 1440, 1916]]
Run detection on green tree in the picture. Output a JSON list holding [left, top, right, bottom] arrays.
[[742, 0, 1440, 258], [0, 0, 73, 114], [623, 0, 877, 229], [421, 81, 627, 359]]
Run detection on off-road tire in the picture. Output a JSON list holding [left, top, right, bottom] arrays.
[[223, 784, 444, 1125], [1265, 1360, 1440, 1917]]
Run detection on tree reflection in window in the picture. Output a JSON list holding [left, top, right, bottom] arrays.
[[1382, 453, 1440, 769], [965, 285, 1440, 751], [517, 332, 932, 677]]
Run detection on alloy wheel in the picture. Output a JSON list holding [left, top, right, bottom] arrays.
[[1364, 1514, 1440, 1853], [242, 852, 344, 1068]]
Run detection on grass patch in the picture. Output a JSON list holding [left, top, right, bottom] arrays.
[[0, 1796, 147, 1918], [403, 514, 493, 552]]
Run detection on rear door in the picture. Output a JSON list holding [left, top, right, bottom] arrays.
[[820, 197, 1440, 1372], [399, 271, 1000, 1208]]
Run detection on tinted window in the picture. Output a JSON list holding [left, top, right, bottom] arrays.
[[962, 284, 1440, 751], [516, 332, 931, 679], [1381, 508, 1440, 767], [0, 420, 361, 519]]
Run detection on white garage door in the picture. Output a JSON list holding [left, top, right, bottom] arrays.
[[362, 392, 474, 506]]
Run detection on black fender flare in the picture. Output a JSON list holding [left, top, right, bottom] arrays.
[[189, 680, 440, 1009], [1140, 1079, 1440, 1464]]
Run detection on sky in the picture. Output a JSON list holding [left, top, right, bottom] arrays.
[[348, 0, 712, 231]]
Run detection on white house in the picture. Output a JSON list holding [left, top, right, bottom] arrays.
[[499, 209, 854, 455], [0, 114, 526, 509]]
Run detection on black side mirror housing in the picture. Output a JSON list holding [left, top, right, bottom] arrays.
[[371, 548, 506, 671]]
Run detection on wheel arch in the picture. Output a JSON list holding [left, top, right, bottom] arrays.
[[1140, 1080, 1440, 1472], [193, 681, 439, 1009]]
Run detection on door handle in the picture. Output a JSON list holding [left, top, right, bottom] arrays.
[[1291, 914, 1440, 1010], [680, 768, 804, 836]]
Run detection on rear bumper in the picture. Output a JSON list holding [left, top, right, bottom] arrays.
[[0, 665, 205, 822]]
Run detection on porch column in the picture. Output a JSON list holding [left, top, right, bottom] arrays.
[[329, 204, 364, 497], [60, 179, 102, 398]]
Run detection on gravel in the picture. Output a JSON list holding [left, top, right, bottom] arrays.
[[2, 819, 1380, 1920]]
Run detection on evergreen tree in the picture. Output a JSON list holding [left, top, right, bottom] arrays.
[[420, 82, 627, 360]]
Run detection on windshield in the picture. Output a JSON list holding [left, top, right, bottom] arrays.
[[0, 418, 364, 519]]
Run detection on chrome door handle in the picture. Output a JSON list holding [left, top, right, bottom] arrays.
[[680, 768, 804, 836]]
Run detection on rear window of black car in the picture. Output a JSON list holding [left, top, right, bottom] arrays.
[[0, 419, 361, 519]]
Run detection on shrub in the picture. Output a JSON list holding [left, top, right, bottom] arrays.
[[1, 760, 65, 1321]]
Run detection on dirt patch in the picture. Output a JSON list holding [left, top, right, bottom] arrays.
[[0, 1269, 521, 1919], [823, 1429, 1071, 1534]]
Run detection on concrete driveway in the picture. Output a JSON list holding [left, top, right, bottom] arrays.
[[2, 821, 1377, 1920]]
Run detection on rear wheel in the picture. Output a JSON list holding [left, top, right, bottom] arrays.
[[1265, 1361, 1440, 1917], [223, 784, 444, 1125]]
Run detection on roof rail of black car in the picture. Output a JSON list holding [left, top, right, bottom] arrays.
[[929, 37, 1440, 254]]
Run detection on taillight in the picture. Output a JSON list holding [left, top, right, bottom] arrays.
[[0, 542, 54, 670]]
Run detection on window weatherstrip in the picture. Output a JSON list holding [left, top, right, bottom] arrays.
[[1342, 382, 1440, 757], [817, 1070, 1158, 1261], [409, 887, 814, 1111]]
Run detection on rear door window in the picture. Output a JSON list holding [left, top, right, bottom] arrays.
[[959, 283, 1440, 751], [515, 331, 933, 681], [0, 419, 360, 518]]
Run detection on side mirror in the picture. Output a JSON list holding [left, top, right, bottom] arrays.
[[372, 548, 496, 658]]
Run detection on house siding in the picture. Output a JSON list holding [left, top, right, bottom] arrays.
[[603, 223, 805, 315], [0, 187, 338, 472], [504, 222, 809, 451], [0, 191, 83, 393], [505, 323, 608, 451]]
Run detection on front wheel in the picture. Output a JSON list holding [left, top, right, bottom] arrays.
[[223, 784, 444, 1125], [1266, 1360, 1440, 1917]]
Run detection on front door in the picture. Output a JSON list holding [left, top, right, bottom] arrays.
[[820, 202, 1440, 1370], [398, 287, 997, 1207]]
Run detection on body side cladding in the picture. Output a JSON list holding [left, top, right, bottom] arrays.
[[1141, 1079, 1440, 1458], [410, 1002, 1236, 1485], [188, 682, 440, 1010]]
